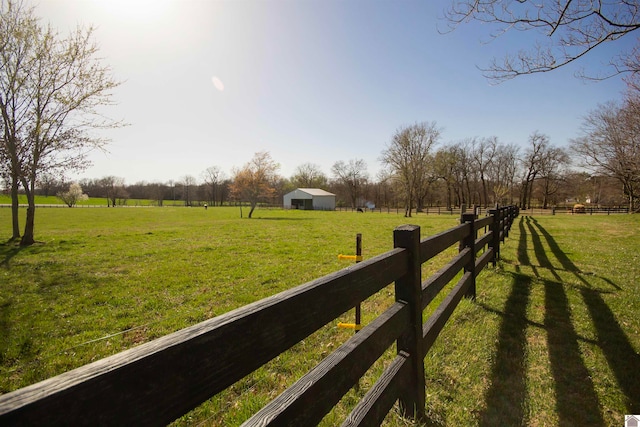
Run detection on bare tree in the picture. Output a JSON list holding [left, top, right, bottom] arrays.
[[331, 158, 369, 209], [380, 122, 441, 217], [230, 151, 280, 218], [444, 0, 640, 82], [202, 166, 226, 206], [0, 0, 122, 244], [537, 146, 570, 208], [181, 175, 197, 206], [571, 100, 640, 212], [471, 136, 498, 208], [520, 132, 550, 209], [453, 140, 477, 206], [100, 176, 126, 207], [148, 181, 166, 207], [372, 168, 396, 209], [487, 142, 520, 205], [433, 145, 462, 209], [291, 162, 328, 189]]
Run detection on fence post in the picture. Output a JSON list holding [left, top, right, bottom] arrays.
[[355, 233, 362, 329], [461, 212, 477, 299], [503, 207, 511, 239], [488, 208, 500, 266], [393, 225, 425, 421]]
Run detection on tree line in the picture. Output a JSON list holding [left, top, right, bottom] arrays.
[[23, 116, 635, 218]]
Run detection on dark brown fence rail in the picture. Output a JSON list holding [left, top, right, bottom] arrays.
[[0, 206, 519, 426]]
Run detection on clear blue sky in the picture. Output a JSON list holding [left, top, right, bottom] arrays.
[[33, 0, 632, 184]]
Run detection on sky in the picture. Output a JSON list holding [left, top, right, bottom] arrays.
[[31, 0, 633, 185]]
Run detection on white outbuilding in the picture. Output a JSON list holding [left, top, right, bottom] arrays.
[[283, 188, 336, 211]]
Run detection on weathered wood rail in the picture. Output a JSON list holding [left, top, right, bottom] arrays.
[[0, 206, 518, 426]]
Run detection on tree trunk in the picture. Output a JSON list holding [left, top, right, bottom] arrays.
[[527, 180, 535, 209], [405, 201, 412, 217], [20, 205, 35, 246], [481, 176, 488, 208], [405, 188, 412, 217], [20, 178, 36, 246], [248, 201, 257, 218], [10, 175, 20, 240], [520, 181, 529, 209]]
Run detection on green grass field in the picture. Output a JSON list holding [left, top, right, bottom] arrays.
[[1, 207, 638, 425], [0, 194, 174, 206]]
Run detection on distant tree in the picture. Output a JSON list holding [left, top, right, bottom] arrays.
[[202, 166, 226, 206], [57, 182, 88, 207], [181, 175, 197, 206], [380, 122, 440, 216], [78, 177, 101, 197], [0, 0, 122, 244], [444, 0, 640, 82], [520, 132, 550, 209], [100, 176, 126, 207], [537, 146, 570, 208], [439, 141, 476, 207], [470, 137, 498, 208], [331, 158, 369, 209], [373, 168, 397, 209], [230, 151, 280, 218], [148, 181, 166, 206], [487, 142, 519, 206], [36, 173, 60, 197], [433, 145, 461, 209], [291, 163, 328, 189], [571, 100, 640, 212]]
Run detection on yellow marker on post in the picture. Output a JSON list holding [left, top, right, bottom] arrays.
[[337, 233, 363, 333], [337, 254, 363, 262], [337, 322, 363, 331]]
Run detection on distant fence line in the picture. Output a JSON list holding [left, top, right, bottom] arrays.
[[0, 206, 519, 426], [336, 206, 631, 215], [0, 203, 631, 215]]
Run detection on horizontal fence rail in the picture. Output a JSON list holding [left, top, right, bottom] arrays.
[[0, 206, 519, 426]]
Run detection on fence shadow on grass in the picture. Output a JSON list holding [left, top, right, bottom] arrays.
[[527, 217, 605, 426], [476, 216, 532, 426], [531, 218, 640, 414], [478, 272, 531, 427], [480, 216, 607, 425]]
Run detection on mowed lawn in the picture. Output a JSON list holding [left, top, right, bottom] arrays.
[[0, 207, 639, 426]]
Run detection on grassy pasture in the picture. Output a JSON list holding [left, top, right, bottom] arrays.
[[0, 194, 162, 206], [0, 207, 639, 426]]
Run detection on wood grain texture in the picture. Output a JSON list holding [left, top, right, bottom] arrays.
[[474, 215, 493, 229], [419, 223, 468, 263], [475, 248, 494, 273], [422, 272, 473, 356], [421, 248, 471, 310], [241, 302, 410, 426], [475, 231, 493, 253], [340, 352, 411, 427]]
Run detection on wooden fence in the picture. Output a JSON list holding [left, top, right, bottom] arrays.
[[0, 206, 519, 426]]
